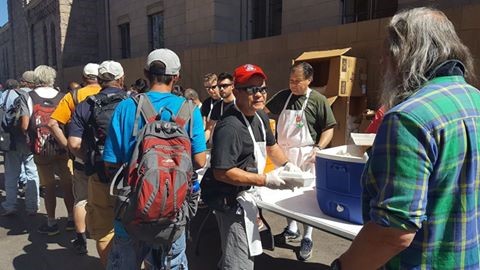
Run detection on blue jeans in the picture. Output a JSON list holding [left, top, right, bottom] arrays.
[[1, 143, 39, 213], [107, 231, 188, 270]]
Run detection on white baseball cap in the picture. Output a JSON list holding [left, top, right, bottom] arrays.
[[21, 71, 35, 83], [83, 63, 99, 77], [145, 48, 181, 75], [98, 61, 124, 81]]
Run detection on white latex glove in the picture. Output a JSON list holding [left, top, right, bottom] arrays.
[[265, 168, 287, 189], [307, 147, 320, 163], [284, 162, 303, 173]]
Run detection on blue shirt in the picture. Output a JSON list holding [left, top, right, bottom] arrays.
[[103, 91, 207, 238], [103, 91, 206, 164]]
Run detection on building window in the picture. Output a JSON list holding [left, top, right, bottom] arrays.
[[241, 0, 282, 40], [251, 0, 282, 39], [30, 24, 36, 68], [2, 48, 8, 79], [119, 23, 131, 58], [50, 23, 57, 67], [148, 12, 164, 51], [43, 24, 48, 65], [342, 0, 398, 23]]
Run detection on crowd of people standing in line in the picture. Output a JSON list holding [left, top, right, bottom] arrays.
[[1, 6, 480, 270]]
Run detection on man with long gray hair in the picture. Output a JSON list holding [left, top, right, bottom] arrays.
[[331, 7, 480, 270]]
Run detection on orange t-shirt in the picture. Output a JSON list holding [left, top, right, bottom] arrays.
[[51, 84, 101, 124]]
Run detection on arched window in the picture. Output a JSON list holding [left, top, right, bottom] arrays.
[[50, 23, 57, 67], [43, 24, 48, 65]]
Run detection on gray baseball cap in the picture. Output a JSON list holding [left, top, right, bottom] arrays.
[[145, 48, 181, 75]]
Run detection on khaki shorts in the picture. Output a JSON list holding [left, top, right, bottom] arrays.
[[86, 173, 115, 242], [72, 169, 88, 207], [34, 154, 72, 187]]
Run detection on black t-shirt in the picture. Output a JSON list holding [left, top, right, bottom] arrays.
[[200, 97, 220, 118], [210, 100, 236, 121], [211, 107, 275, 171], [201, 107, 276, 204]]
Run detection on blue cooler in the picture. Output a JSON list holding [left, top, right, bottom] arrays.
[[315, 145, 367, 224]]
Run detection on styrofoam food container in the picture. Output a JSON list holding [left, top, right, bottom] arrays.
[[316, 145, 368, 163], [279, 171, 315, 187], [350, 133, 376, 146]]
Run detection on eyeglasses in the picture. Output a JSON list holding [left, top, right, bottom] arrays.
[[204, 85, 217, 91], [237, 86, 268, 95], [218, 83, 233, 89]]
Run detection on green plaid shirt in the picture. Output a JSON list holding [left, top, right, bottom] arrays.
[[363, 76, 480, 269]]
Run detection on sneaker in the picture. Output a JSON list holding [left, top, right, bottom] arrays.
[[72, 238, 88, 254], [65, 220, 75, 231], [276, 227, 301, 244], [299, 238, 313, 261], [38, 223, 60, 236]]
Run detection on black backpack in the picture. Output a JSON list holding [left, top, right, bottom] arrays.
[[86, 91, 128, 181]]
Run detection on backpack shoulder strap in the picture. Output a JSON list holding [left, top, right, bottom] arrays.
[[173, 99, 194, 137], [132, 93, 157, 137], [28, 90, 42, 105], [71, 88, 79, 107], [1, 89, 12, 109]]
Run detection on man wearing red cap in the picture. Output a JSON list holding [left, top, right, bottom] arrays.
[[265, 62, 336, 260], [201, 64, 302, 270]]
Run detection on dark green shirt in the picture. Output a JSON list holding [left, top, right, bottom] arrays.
[[266, 88, 336, 143]]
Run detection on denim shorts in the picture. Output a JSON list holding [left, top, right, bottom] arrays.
[[107, 232, 188, 270]]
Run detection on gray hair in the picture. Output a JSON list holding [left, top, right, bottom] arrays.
[[34, 65, 57, 87], [381, 7, 475, 109], [184, 88, 199, 100]]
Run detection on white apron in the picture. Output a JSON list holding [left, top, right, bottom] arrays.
[[237, 111, 266, 257], [277, 88, 316, 174]]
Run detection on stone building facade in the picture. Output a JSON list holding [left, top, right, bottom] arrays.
[[2, 0, 107, 85], [1, 0, 479, 93], [0, 23, 13, 84]]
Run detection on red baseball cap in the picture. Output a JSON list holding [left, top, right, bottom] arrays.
[[234, 64, 267, 86]]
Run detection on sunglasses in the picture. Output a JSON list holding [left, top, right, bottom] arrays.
[[204, 85, 218, 90], [237, 86, 268, 95], [218, 83, 233, 89]]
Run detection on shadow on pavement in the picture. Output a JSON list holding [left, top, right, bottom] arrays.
[[11, 229, 101, 270]]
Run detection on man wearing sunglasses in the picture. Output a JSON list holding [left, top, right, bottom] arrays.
[[204, 72, 236, 142], [201, 73, 221, 136], [265, 61, 336, 261], [201, 64, 302, 270]]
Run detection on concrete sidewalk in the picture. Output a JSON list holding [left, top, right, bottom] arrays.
[[0, 160, 350, 270]]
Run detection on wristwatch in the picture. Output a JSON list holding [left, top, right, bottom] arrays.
[[330, 258, 342, 270]]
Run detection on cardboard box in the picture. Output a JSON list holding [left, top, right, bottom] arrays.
[[327, 96, 367, 147], [294, 48, 367, 97]]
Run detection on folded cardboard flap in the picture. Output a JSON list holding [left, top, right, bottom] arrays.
[[293, 47, 367, 97]]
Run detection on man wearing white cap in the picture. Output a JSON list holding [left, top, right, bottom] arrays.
[[68, 61, 127, 266], [48, 62, 101, 254], [103, 49, 207, 269]]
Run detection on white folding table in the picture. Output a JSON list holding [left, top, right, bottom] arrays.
[[254, 186, 362, 240]]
